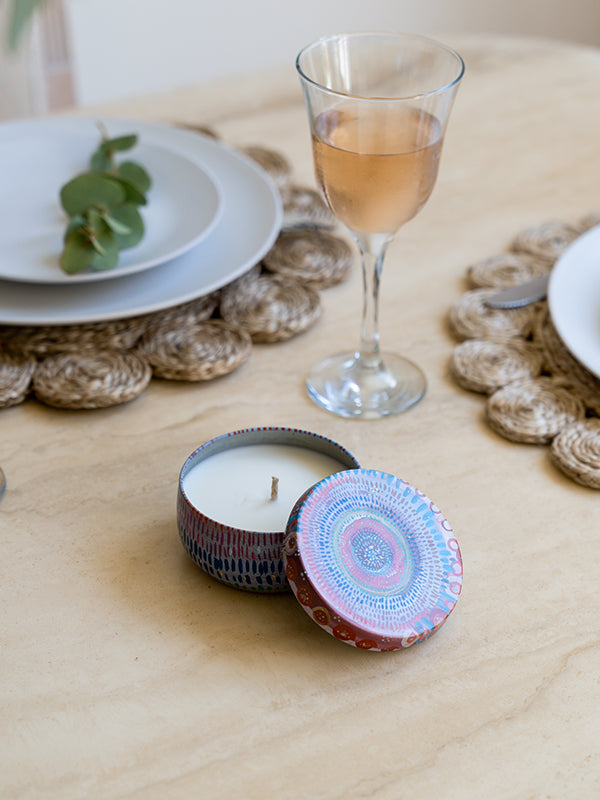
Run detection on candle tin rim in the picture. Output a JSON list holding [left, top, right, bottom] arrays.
[[283, 469, 463, 650], [178, 426, 361, 536]]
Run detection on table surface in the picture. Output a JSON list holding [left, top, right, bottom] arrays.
[[3, 34, 600, 800]]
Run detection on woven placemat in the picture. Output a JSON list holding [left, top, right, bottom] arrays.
[[137, 319, 252, 380], [0, 137, 354, 411], [0, 353, 36, 407], [33, 351, 152, 409], [281, 186, 336, 231], [449, 215, 600, 489], [220, 269, 322, 343], [262, 229, 353, 288]]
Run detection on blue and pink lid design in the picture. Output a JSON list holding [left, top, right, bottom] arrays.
[[284, 469, 462, 651]]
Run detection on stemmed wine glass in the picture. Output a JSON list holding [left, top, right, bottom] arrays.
[[296, 32, 464, 418]]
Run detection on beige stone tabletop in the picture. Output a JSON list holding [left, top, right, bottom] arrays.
[[2, 34, 600, 799]]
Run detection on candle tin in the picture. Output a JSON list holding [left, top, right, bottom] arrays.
[[283, 470, 462, 651], [177, 427, 360, 592]]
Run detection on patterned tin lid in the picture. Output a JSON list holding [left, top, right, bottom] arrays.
[[283, 469, 462, 651]]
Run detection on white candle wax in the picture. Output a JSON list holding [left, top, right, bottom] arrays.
[[182, 443, 346, 531]]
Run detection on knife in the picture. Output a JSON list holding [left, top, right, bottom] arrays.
[[484, 274, 549, 309]]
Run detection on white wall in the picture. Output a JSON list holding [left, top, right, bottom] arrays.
[[64, 0, 600, 106]]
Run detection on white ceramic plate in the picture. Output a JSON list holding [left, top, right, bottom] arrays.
[[548, 224, 600, 379], [0, 117, 282, 324], [0, 123, 223, 284]]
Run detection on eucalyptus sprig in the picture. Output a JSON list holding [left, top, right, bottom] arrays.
[[59, 127, 152, 274]]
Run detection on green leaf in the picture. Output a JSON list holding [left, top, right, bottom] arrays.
[[85, 207, 105, 232], [60, 231, 95, 274], [101, 212, 132, 236], [117, 161, 152, 194], [89, 235, 107, 257], [87, 225, 115, 256], [58, 127, 150, 274], [109, 177, 147, 206], [90, 150, 112, 172], [7, 0, 46, 51], [60, 174, 126, 216], [108, 204, 144, 249], [90, 236, 120, 271], [63, 215, 87, 242], [100, 134, 138, 154]]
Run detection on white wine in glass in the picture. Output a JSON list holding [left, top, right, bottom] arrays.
[[297, 32, 464, 418]]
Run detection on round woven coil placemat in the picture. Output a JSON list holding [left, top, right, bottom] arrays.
[[220, 270, 321, 342], [550, 419, 600, 489], [281, 186, 336, 230], [0, 353, 36, 408], [448, 287, 537, 342], [0, 140, 353, 411], [486, 377, 585, 444], [177, 122, 219, 140], [466, 252, 550, 289], [450, 338, 543, 394], [33, 351, 152, 409], [532, 307, 600, 416], [449, 214, 600, 488], [0, 317, 149, 356], [140, 293, 220, 330], [262, 229, 353, 288], [509, 219, 580, 263], [242, 145, 292, 194], [138, 320, 252, 380]]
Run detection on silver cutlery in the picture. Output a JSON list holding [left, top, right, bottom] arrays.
[[484, 274, 549, 309]]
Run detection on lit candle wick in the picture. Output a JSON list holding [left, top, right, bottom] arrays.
[[270, 476, 279, 501]]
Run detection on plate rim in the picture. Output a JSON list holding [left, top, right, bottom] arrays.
[[548, 223, 600, 379]]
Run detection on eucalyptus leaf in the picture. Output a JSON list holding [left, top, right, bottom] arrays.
[[118, 161, 152, 194], [90, 150, 112, 172], [86, 207, 105, 233], [60, 231, 95, 274], [101, 212, 132, 236], [110, 176, 147, 206], [88, 226, 116, 256], [90, 237, 120, 271], [63, 215, 87, 242], [89, 236, 107, 257], [60, 174, 126, 216], [100, 134, 138, 154], [109, 204, 144, 249]]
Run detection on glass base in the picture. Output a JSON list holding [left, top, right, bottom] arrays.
[[306, 351, 426, 419]]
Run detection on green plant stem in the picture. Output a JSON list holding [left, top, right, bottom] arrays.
[[7, 0, 47, 51]]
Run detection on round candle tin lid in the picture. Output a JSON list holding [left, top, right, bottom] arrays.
[[283, 470, 462, 651]]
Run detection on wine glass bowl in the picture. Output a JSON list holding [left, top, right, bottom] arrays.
[[296, 32, 464, 418]]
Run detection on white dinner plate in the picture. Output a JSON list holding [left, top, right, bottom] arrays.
[[0, 123, 223, 284], [0, 117, 282, 324], [548, 224, 600, 379]]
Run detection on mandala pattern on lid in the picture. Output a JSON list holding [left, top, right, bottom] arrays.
[[284, 469, 462, 650]]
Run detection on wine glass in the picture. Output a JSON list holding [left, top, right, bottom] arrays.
[[296, 32, 464, 418]]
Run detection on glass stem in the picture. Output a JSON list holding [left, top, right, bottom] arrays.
[[354, 232, 391, 369]]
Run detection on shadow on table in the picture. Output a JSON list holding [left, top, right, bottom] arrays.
[[98, 514, 446, 674]]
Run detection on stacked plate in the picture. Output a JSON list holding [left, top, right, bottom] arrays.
[[0, 117, 283, 325], [548, 225, 600, 380]]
